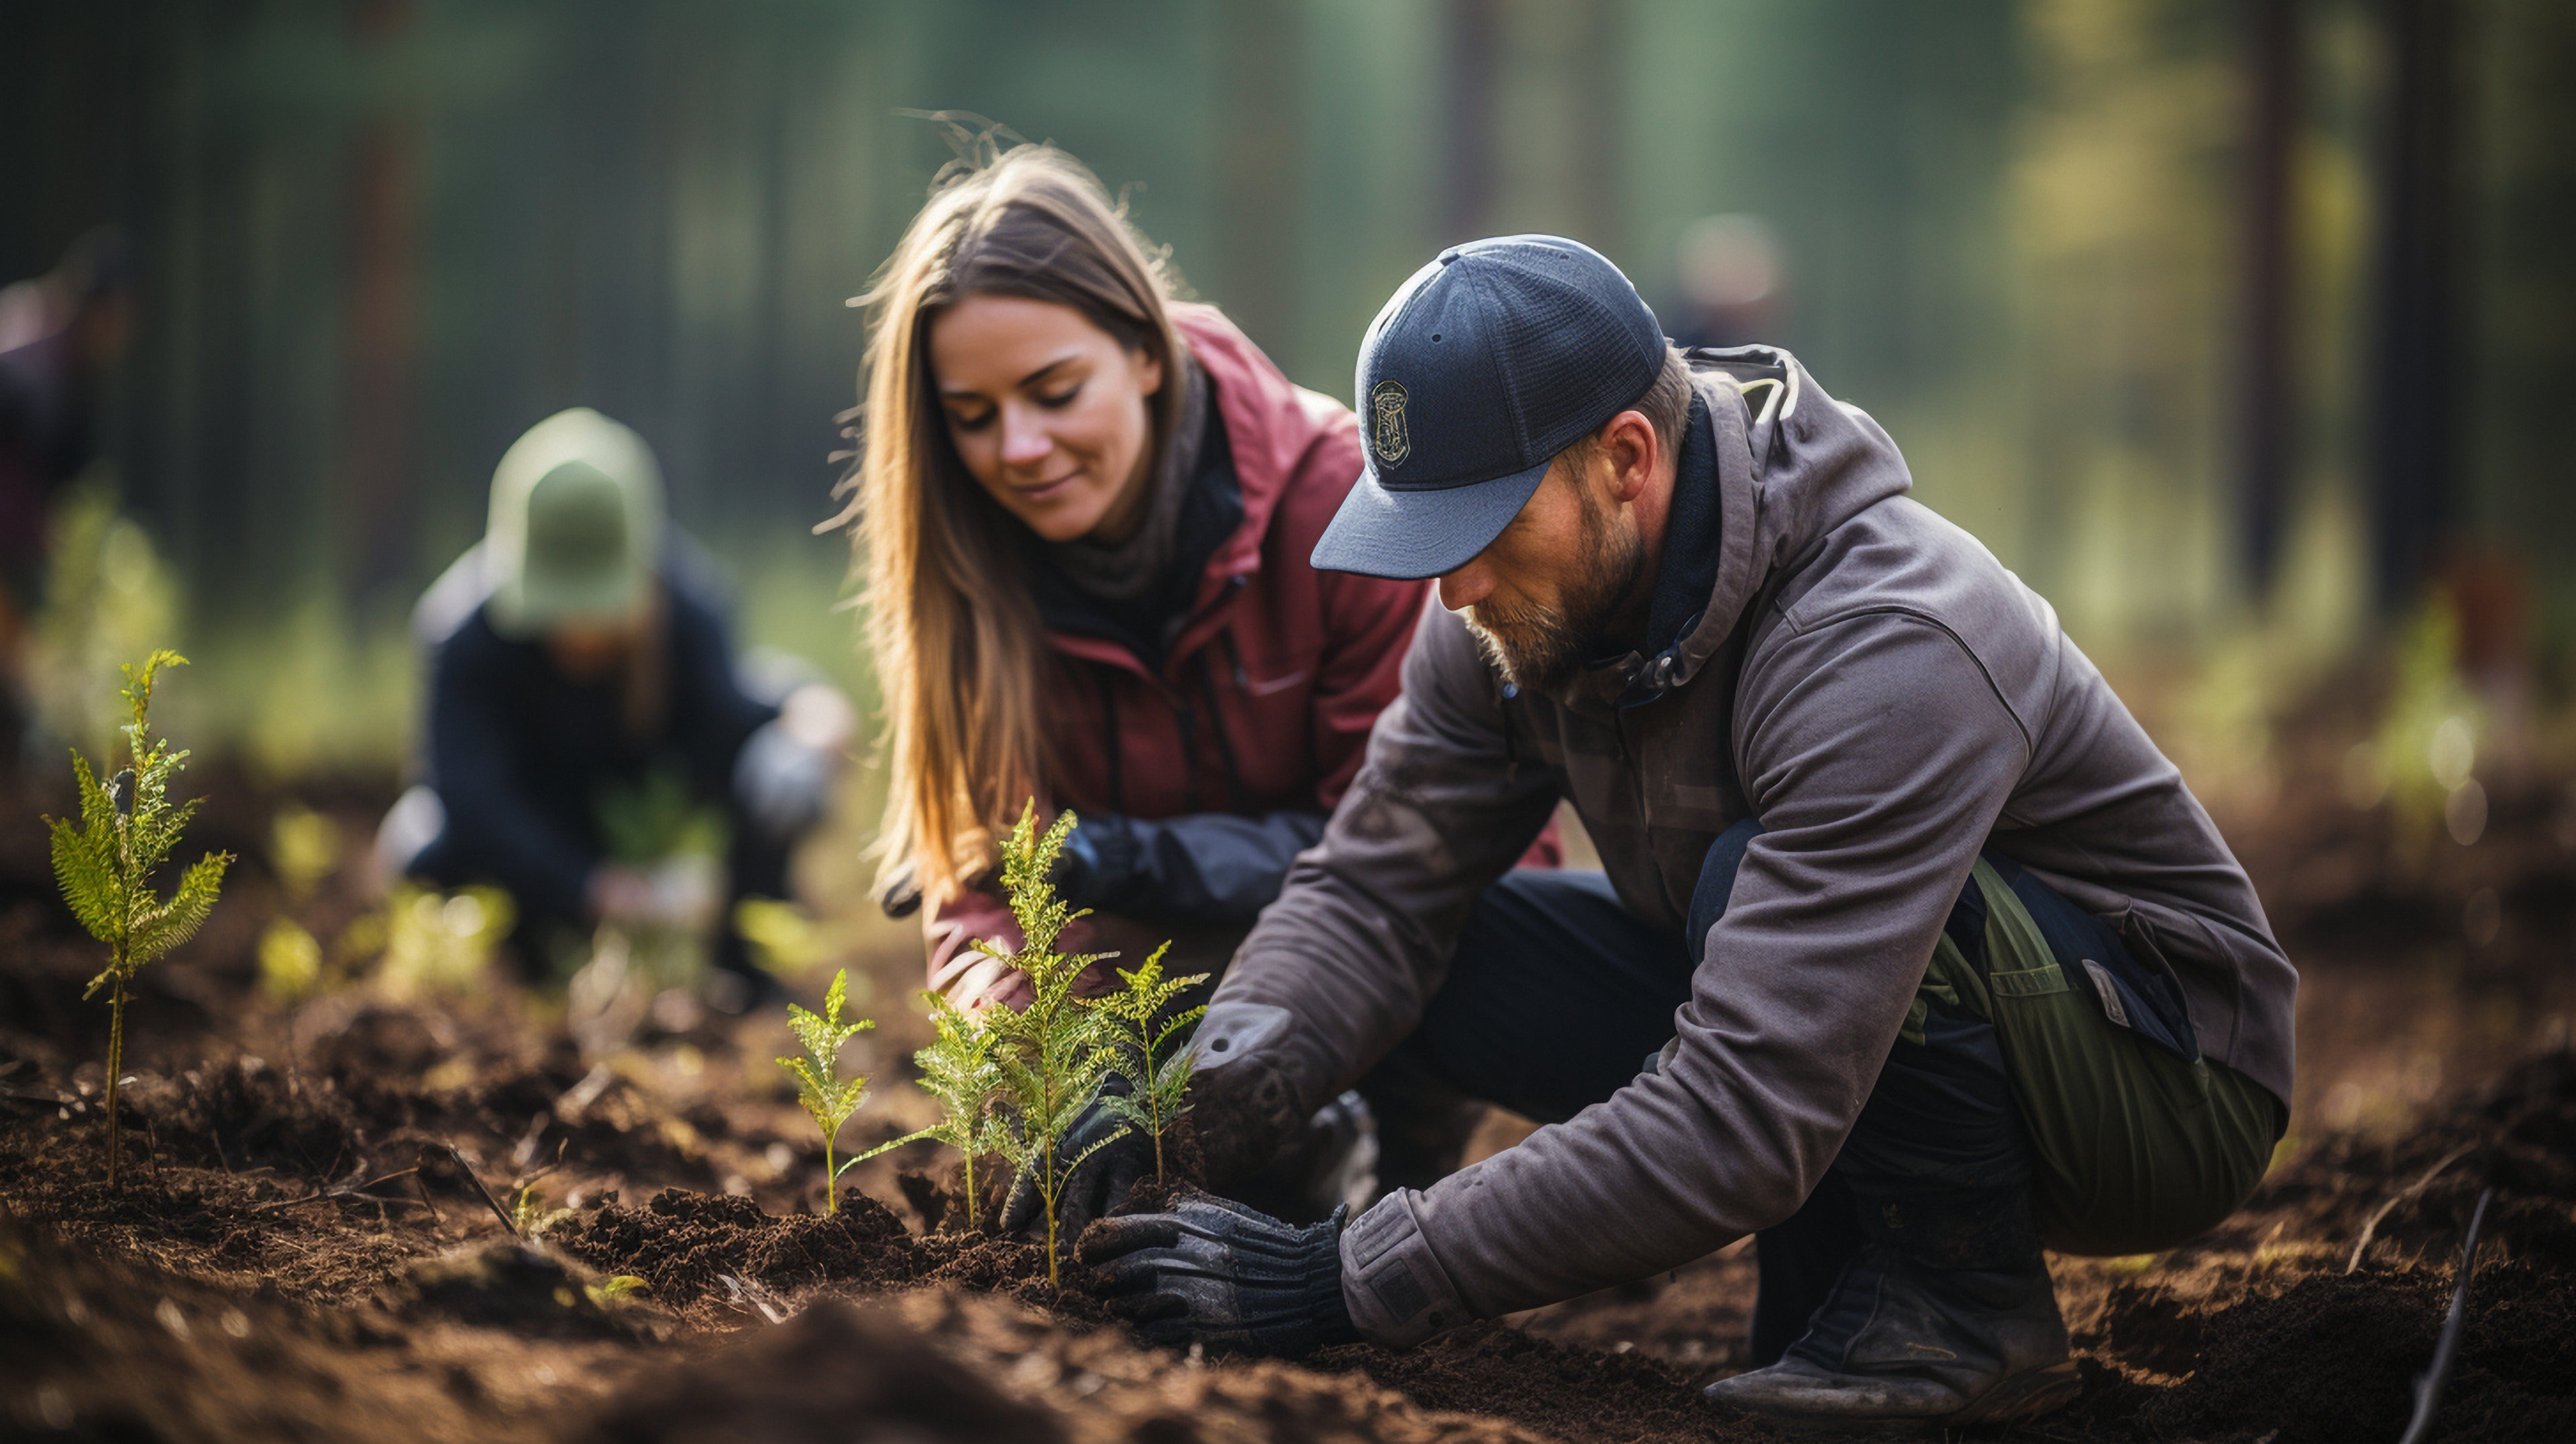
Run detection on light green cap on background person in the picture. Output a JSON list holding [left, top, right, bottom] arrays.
[[484, 407, 665, 638]]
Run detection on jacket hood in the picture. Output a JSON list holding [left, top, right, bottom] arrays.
[[1609, 346, 1915, 704], [1046, 303, 1352, 679], [1173, 303, 1348, 589]]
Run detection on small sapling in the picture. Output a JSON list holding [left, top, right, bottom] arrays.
[[1087, 943, 1208, 1186], [46, 651, 232, 1188], [775, 968, 875, 1214], [511, 1181, 576, 1239], [860, 989, 1007, 1231], [977, 803, 1128, 1284]]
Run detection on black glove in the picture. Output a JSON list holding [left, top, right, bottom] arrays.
[[1081, 1190, 1357, 1357], [1052, 813, 1144, 913], [999, 1078, 1156, 1241]]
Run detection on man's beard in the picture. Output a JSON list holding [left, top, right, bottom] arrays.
[[1462, 493, 1647, 694]]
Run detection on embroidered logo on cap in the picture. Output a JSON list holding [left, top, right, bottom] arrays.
[[1369, 380, 1410, 468]]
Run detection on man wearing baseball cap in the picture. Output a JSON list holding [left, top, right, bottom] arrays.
[[1083, 238, 2296, 1429]]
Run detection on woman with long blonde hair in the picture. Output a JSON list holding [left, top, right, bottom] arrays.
[[843, 139, 1568, 1235], [842, 140, 1433, 1003]]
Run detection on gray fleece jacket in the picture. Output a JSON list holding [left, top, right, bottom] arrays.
[[1196, 348, 2297, 1345]]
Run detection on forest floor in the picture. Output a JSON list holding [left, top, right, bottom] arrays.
[[4, 727, 2576, 1443]]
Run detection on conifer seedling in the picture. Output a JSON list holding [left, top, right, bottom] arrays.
[[1087, 944, 1208, 1186], [47, 651, 231, 1189], [859, 989, 1007, 1231], [775, 968, 874, 1214], [976, 803, 1129, 1284]]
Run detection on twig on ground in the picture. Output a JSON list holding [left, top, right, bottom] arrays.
[[250, 1166, 427, 1214], [441, 1143, 521, 1235], [2347, 1141, 2476, 1273], [2396, 1186, 2495, 1444]]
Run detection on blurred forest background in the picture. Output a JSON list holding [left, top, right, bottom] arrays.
[[4, 0, 2573, 823]]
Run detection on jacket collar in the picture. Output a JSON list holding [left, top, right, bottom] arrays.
[[1046, 303, 1339, 680], [1552, 345, 1911, 714]]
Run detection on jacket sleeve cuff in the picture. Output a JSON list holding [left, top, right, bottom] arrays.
[[1338, 1190, 1470, 1348]]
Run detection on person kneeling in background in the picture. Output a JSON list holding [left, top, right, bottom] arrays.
[[375, 407, 853, 1012]]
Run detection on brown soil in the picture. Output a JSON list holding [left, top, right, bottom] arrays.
[[5, 759, 2576, 1442]]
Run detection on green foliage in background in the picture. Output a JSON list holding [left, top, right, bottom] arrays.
[[30, 485, 180, 758], [365, 884, 518, 997], [775, 968, 875, 1215], [977, 803, 1128, 1284], [732, 896, 828, 976], [44, 652, 232, 1188], [1086, 945, 1207, 1187], [596, 764, 728, 866], [861, 990, 1008, 1233], [2355, 601, 2489, 852]]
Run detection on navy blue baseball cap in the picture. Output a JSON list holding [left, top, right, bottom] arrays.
[[1312, 235, 1667, 580]]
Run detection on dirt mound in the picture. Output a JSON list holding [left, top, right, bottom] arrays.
[[129, 1053, 368, 1176], [557, 1186, 920, 1304], [0, 1216, 604, 1444], [572, 1296, 1065, 1444], [2264, 1047, 2576, 1269], [2131, 1264, 2576, 1444], [886, 1286, 1550, 1443], [1312, 1321, 1744, 1444]]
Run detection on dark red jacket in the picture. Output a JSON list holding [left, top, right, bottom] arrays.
[[928, 305, 1435, 1009]]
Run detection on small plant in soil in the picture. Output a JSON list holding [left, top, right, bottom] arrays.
[[46, 650, 232, 1189], [511, 1181, 576, 1239], [977, 803, 1130, 1284], [860, 989, 1007, 1232], [775, 968, 875, 1214], [1087, 944, 1207, 1185]]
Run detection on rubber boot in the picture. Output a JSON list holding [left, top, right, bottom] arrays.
[[1705, 1183, 2078, 1431]]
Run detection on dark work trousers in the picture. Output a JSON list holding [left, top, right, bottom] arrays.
[[1394, 818, 2030, 1367], [405, 813, 797, 982]]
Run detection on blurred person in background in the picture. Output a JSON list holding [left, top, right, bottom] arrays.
[[376, 407, 853, 1012], [0, 228, 139, 760], [841, 140, 1554, 1234], [1668, 214, 1785, 351]]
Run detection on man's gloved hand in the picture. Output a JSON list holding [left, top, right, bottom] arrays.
[[999, 1077, 1155, 1241], [1081, 1190, 1357, 1357]]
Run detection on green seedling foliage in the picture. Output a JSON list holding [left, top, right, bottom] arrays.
[[586, 1275, 648, 1308], [46, 651, 232, 1189], [859, 989, 1009, 1231], [511, 1182, 575, 1239], [976, 803, 1129, 1284], [1086, 943, 1209, 1185], [775, 968, 875, 1214]]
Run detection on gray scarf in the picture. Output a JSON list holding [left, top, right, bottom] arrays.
[[1048, 350, 1209, 603]]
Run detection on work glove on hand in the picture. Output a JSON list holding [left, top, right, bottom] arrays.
[[1081, 1190, 1357, 1357], [733, 719, 835, 845], [999, 1076, 1156, 1241], [1051, 813, 1143, 913]]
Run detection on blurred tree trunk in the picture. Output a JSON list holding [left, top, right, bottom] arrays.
[[341, 0, 420, 600], [1216, 0, 1304, 361], [2240, 0, 2298, 601], [1442, 0, 1499, 242], [2369, 0, 2459, 613]]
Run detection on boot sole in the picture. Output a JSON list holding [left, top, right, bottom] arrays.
[[1707, 1363, 2082, 1436], [1950, 1361, 2082, 1426]]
